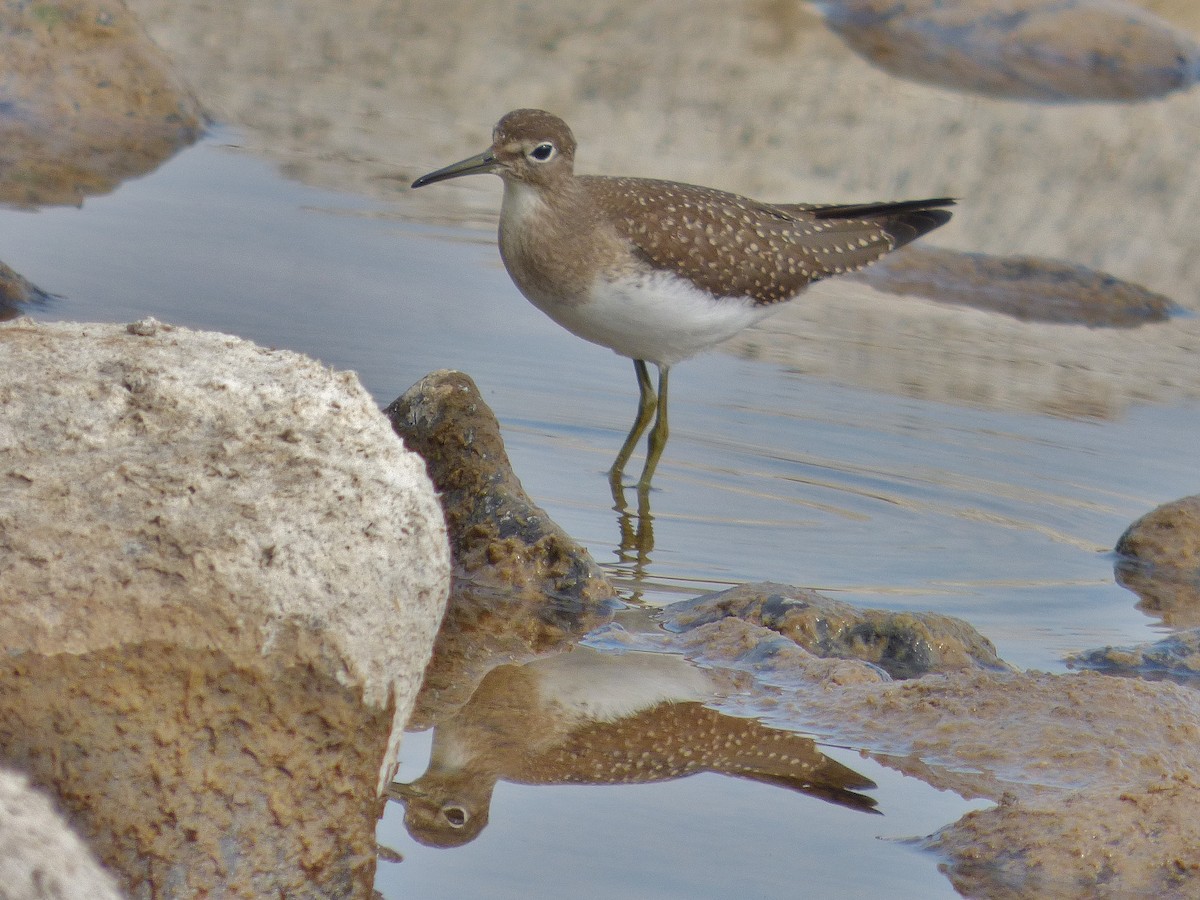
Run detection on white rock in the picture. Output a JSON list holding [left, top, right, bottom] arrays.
[[0, 769, 123, 900], [0, 318, 451, 791]]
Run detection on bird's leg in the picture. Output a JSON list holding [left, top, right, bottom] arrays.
[[609, 359, 657, 490], [637, 365, 669, 491]]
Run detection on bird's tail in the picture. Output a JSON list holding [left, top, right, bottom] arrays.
[[811, 197, 956, 249]]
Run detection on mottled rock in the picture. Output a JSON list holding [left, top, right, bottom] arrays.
[[385, 370, 616, 726], [652, 614, 1200, 896], [0, 769, 122, 900], [1117, 495, 1200, 567], [854, 245, 1179, 327], [0, 0, 203, 207], [927, 774, 1200, 900], [1070, 628, 1200, 678], [817, 0, 1200, 102], [0, 318, 451, 897], [384, 369, 614, 604], [1115, 495, 1200, 626], [642, 585, 1200, 896], [661, 582, 1008, 679]]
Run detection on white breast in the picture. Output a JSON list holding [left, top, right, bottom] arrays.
[[548, 269, 781, 367]]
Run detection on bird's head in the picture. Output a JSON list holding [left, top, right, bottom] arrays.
[[412, 108, 576, 191]]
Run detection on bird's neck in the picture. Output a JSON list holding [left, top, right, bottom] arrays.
[[498, 175, 608, 304], [499, 176, 581, 234]]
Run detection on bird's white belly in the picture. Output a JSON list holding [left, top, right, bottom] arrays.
[[527, 269, 781, 367]]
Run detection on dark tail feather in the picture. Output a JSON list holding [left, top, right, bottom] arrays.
[[811, 197, 956, 220], [808, 198, 956, 251]]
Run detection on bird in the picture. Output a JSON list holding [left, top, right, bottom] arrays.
[[389, 645, 876, 848], [411, 109, 954, 491]]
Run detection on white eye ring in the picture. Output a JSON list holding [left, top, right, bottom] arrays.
[[528, 142, 556, 162], [442, 804, 469, 828]]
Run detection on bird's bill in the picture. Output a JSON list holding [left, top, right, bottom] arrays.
[[411, 149, 498, 188]]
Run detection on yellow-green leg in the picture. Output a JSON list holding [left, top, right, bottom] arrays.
[[637, 365, 669, 491], [609, 359, 657, 487]]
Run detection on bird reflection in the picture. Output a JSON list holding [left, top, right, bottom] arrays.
[[390, 645, 876, 848]]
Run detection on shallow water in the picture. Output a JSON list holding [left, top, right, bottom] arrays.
[[3, 129, 1194, 895]]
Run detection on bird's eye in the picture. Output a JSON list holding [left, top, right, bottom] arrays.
[[442, 805, 469, 828], [528, 142, 556, 162]]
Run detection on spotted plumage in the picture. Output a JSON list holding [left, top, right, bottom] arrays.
[[412, 109, 953, 489], [584, 178, 935, 305]]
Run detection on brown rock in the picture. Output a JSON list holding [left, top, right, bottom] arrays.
[[384, 369, 614, 606], [1115, 495, 1200, 625], [0, 0, 203, 207], [928, 774, 1200, 899], [385, 370, 616, 727], [818, 0, 1200, 102]]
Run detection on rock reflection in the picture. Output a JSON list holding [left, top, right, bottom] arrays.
[[0, 0, 203, 208], [408, 580, 617, 731], [815, 0, 1200, 102], [392, 645, 876, 848], [0, 641, 394, 896]]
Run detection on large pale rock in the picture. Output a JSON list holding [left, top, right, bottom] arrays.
[[0, 769, 122, 900], [0, 318, 450, 897]]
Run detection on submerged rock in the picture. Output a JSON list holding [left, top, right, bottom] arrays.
[[647, 583, 1200, 896], [816, 0, 1200, 102], [713, 659, 1200, 897], [855, 245, 1179, 327], [662, 581, 1009, 679], [0, 318, 451, 896], [1070, 628, 1200, 679], [927, 773, 1200, 899]]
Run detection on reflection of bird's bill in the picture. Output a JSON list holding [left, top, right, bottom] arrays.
[[386, 781, 421, 802]]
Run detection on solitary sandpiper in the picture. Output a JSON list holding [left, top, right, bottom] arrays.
[[412, 109, 953, 490]]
